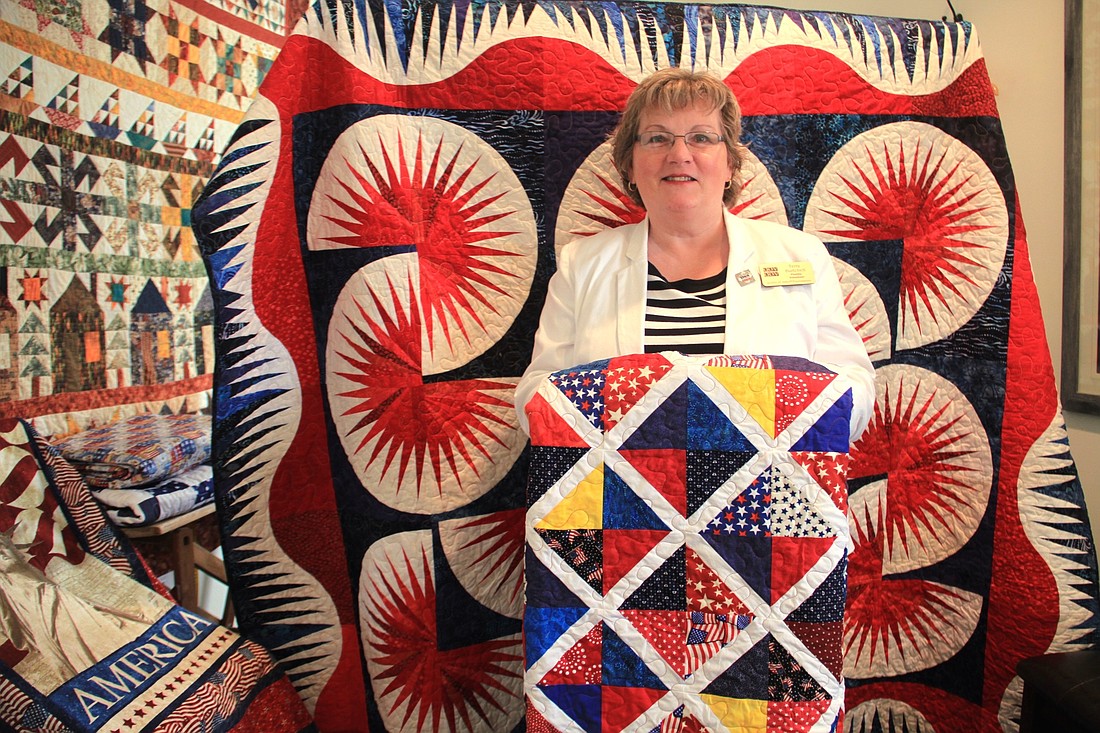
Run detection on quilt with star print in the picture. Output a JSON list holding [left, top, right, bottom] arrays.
[[524, 353, 854, 733], [193, 2, 1100, 731]]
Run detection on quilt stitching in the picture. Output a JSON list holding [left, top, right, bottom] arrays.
[[526, 353, 851, 732]]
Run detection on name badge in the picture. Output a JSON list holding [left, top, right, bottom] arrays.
[[759, 261, 815, 286]]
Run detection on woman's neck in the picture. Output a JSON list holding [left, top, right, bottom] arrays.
[[646, 211, 729, 281]]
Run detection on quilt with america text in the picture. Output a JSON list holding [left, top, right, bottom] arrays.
[[193, 2, 1100, 731], [0, 418, 315, 732]]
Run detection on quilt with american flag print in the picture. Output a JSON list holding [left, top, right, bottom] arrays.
[[192, 1, 1100, 731], [524, 352, 854, 732], [0, 418, 315, 733]]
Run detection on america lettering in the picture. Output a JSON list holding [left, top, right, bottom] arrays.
[[50, 607, 215, 726]]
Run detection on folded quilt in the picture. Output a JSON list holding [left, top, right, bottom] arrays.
[[524, 352, 853, 733], [91, 463, 214, 526], [53, 413, 211, 489]]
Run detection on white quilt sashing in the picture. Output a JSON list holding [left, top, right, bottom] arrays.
[[523, 352, 853, 733]]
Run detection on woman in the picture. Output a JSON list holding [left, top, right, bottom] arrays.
[[515, 67, 875, 441]]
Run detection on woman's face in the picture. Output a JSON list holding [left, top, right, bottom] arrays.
[[629, 101, 733, 221]]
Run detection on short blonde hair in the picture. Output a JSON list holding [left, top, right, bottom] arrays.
[[610, 67, 748, 208]]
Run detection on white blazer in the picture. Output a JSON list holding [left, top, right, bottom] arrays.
[[515, 210, 876, 440]]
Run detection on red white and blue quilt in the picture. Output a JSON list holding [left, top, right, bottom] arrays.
[[193, 2, 1100, 731], [524, 352, 853, 732], [0, 419, 314, 732]]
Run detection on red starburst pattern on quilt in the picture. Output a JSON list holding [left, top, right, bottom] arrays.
[[192, 4, 1100, 731], [361, 532, 523, 731], [805, 122, 1008, 350]]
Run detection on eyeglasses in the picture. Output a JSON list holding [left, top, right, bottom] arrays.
[[636, 131, 725, 149]]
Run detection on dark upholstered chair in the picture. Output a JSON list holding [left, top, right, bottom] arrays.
[[1017, 650, 1100, 733]]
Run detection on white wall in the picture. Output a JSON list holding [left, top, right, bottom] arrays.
[[737, 0, 1100, 550]]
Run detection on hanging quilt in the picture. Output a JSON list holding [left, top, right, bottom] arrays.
[[0, 0, 288, 435], [193, 2, 1100, 731]]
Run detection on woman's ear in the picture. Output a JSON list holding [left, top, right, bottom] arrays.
[[619, 165, 632, 188]]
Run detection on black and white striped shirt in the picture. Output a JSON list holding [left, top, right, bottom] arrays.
[[644, 263, 727, 354]]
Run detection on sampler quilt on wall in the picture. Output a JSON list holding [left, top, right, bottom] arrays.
[[0, 0, 288, 435], [194, 2, 1100, 731]]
